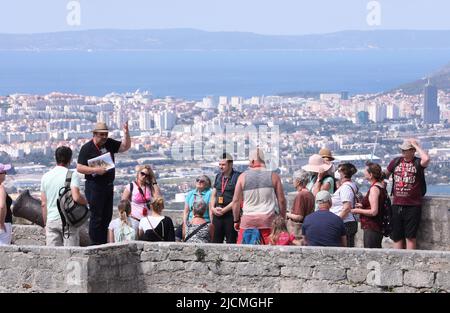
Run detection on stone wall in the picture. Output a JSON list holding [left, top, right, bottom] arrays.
[[11, 196, 450, 250], [0, 242, 449, 293]]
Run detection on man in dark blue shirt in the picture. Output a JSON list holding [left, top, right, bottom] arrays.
[[210, 153, 240, 243], [77, 122, 131, 245], [302, 191, 347, 247]]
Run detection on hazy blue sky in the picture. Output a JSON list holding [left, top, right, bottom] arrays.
[[1, 0, 449, 35]]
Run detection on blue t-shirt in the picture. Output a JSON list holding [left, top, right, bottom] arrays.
[[302, 210, 346, 247], [185, 188, 212, 222]]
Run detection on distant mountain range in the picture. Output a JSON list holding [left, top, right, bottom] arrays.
[[395, 63, 450, 94], [1, 29, 450, 51]]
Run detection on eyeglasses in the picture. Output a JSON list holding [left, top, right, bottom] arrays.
[[196, 178, 206, 183], [140, 172, 150, 177]]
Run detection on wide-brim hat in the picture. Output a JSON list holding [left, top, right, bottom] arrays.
[[301, 154, 333, 173], [92, 122, 109, 133], [399, 140, 415, 151], [319, 147, 335, 161]]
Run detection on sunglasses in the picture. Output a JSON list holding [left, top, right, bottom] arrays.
[[196, 178, 206, 183], [0, 172, 6, 175], [140, 172, 150, 177]]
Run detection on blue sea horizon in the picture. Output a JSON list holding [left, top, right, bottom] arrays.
[[0, 50, 449, 99]]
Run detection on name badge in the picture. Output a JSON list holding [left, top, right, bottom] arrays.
[[218, 196, 224, 204]]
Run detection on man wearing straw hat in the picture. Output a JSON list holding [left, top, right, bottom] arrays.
[[77, 121, 131, 245], [385, 139, 430, 250]]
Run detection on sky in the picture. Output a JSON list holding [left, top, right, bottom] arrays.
[[0, 0, 449, 35]]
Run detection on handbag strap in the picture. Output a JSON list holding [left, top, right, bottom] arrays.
[[136, 182, 152, 212], [184, 222, 208, 242], [146, 216, 164, 241], [341, 181, 358, 221]]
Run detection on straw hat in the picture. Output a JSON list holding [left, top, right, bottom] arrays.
[[399, 140, 415, 151], [92, 122, 109, 133], [319, 147, 335, 161]]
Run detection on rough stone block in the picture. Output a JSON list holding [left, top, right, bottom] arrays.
[[279, 278, 303, 292], [347, 267, 370, 284], [404, 270, 435, 288], [140, 251, 168, 262], [312, 266, 346, 282], [280, 266, 312, 279], [236, 262, 280, 277], [435, 271, 450, 290], [377, 268, 403, 287]]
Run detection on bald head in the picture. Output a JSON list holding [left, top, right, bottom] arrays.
[[249, 148, 265, 165]]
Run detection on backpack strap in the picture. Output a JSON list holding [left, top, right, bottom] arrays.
[[390, 157, 403, 196], [129, 182, 134, 197], [184, 222, 208, 242], [58, 170, 73, 239]]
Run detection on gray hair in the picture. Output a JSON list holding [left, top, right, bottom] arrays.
[[293, 170, 310, 186], [193, 199, 207, 217]]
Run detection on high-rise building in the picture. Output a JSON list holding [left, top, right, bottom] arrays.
[[154, 111, 176, 131], [423, 80, 440, 124], [219, 96, 228, 105], [139, 111, 154, 131], [387, 104, 400, 120], [368, 104, 386, 123]]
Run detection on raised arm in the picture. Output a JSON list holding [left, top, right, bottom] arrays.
[[118, 121, 131, 153], [410, 139, 430, 168]]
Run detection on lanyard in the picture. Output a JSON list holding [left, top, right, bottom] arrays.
[[93, 140, 104, 155], [221, 175, 230, 195]]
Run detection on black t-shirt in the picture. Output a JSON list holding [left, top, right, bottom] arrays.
[[77, 138, 121, 184], [143, 216, 175, 242], [213, 169, 241, 208]]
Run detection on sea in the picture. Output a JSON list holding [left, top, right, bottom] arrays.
[[0, 49, 449, 99]]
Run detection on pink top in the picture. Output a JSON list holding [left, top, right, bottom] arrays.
[[275, 232, 295, 245], [125, 182, 153, 220]]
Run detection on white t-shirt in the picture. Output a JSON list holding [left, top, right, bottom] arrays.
[[330, 181, 357, 223], [40, 166, 80, 222], [108, 217, 139, 235], [139, 216, 165, 233]]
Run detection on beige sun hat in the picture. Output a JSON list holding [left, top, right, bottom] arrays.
[[399, 140, 415, 151], [301, 154, 333, 173], [319, 147, 335, 161], [92, 122, 109, 133]]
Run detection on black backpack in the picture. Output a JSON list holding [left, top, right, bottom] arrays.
[[369, 185, 393, 237], [390, 157, 426, 196], [57, 171, 90, 238]]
